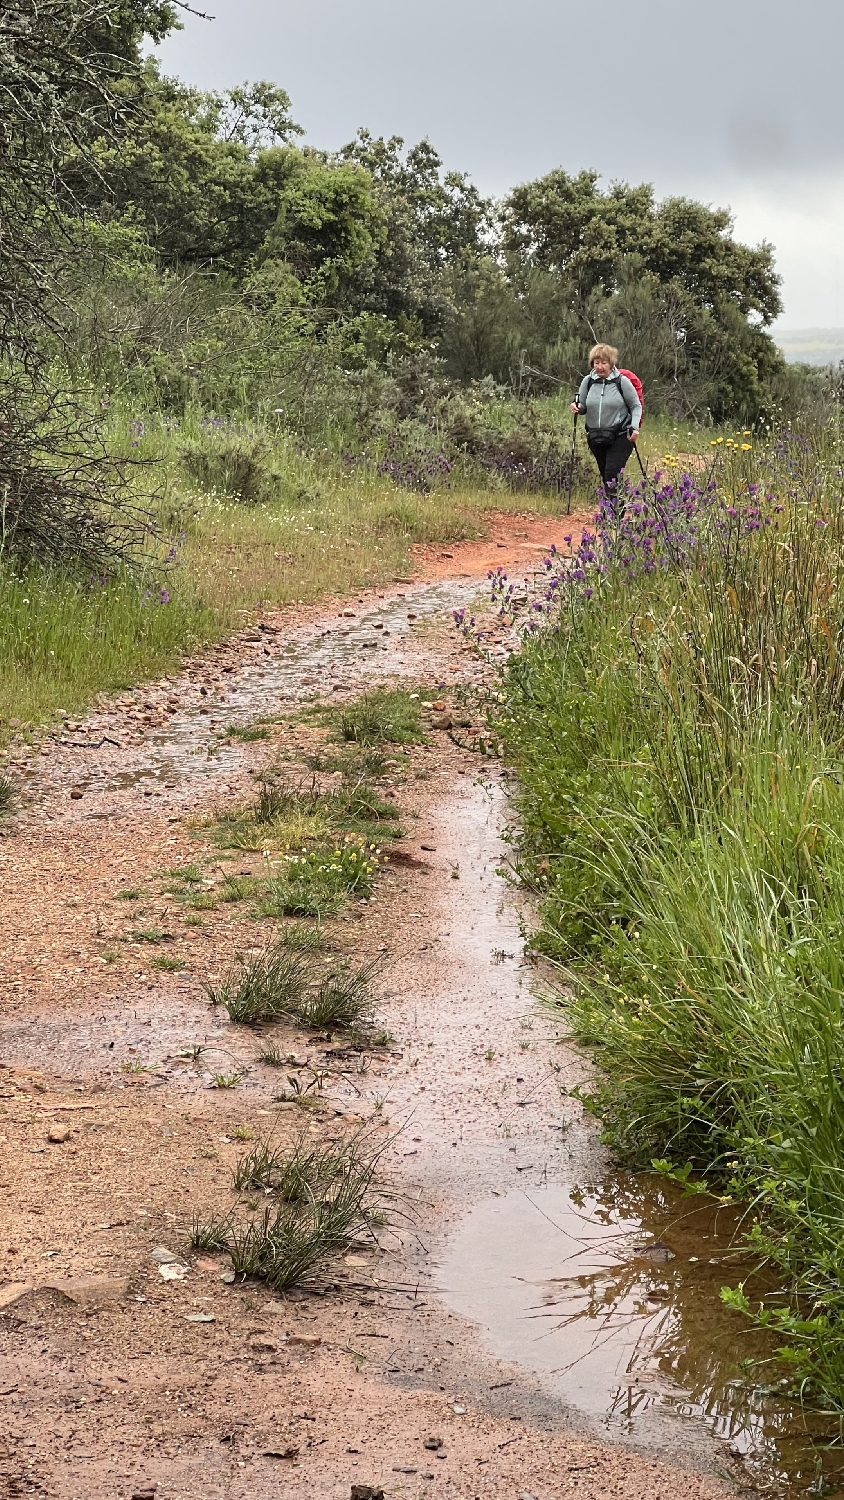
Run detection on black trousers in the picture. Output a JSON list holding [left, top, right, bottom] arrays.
[[587, 429, 635, 489]]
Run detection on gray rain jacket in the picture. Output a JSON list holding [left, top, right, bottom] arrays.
[[576, 369, 642, 435]]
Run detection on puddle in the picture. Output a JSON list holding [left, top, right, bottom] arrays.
[[54, 578, 481, 799], [440, 1174, 844, 1492]]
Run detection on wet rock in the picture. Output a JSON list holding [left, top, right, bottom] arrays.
[[43, 1276, 128, 1307], [423, 1437, 442, 1450], [287, 1333, 321, 1348], [351, 1488, 384, 1500], [0, 1282, 33, 1309], [46, 1124, 70, 1143], [130, 1483, 158, 1499], [263, 1445, 298, 1459], [69, 787, 84, 800], [633, 1239, 676, 1264], [432, 714, 453, 730], [250, 1337, 278, 1352]]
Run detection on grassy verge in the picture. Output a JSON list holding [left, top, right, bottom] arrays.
[[496, 429, 844, 1408], [0, 408, 579, 737]]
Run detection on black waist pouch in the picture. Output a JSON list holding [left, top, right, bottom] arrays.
[[587, 424, 626, 449]]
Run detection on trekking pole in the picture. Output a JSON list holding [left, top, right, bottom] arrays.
[[633, 439, 649, 488], [566, 413, 578, 515]]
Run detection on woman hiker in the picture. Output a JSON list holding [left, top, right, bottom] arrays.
[[570, 343, 642, 496]]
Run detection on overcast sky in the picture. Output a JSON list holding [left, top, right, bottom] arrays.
[[157, 0, 843, 329]]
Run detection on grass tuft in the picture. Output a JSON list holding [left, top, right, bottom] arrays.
[[191, 1129, 386, 1289], [332, 688, 424, 746], [207, 944, 308, 1025]]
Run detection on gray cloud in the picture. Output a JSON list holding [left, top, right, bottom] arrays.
[[155, 0, 844, 325]]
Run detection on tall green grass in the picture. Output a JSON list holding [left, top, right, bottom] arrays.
[[0, 563, 215, 724], [499, 429, 844, 1405]]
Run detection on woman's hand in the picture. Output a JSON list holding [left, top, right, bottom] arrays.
[[628, 430, 638, 443], [570, 402, 581, 414]]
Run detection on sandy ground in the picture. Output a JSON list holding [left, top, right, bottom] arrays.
[[0, 524, 732, 1500], [409, 511, 593, 582]]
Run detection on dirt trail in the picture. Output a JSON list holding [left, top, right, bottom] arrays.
[[0, 520, 729, 1500]]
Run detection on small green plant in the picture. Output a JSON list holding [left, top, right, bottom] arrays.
[[220, 875, 257, 903], [279, 922, 324, 951], [0, 775, 14, 816], [207, 944, 308, 1025], [101, 950, 119, 963], [333, 688, 424, 746], [167, 864, 203, 883], [211, 1071, 241, 1089], [120, 1059, 147, 1074], [225, 723, 270, 741], [115, 889, 142, 901], [257, 1044, 288, 1066], [264, 836, 380, 918], [231, 1125, 253, 1141], [191, 1129, 387, 1289], [129, 928, 171, 944], [189, 892, 217, 911], [285, 960, 378, 1031], [152, 954, 184, 972], [183, 912, 203, 927]]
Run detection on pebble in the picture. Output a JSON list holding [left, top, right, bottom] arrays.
[[69, 787, 84, 800], [287, 1333, 321, 1348], [150, 1245, 182, 1264], [423, 1437, 442, 1450], [185, 1312, 215, 1323], [158, 1263, 189, 1281], [46, 1124, 70, 1143]]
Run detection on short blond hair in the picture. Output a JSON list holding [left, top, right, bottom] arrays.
[[589, 343, 618, 367]]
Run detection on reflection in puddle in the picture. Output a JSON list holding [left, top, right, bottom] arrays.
[[440, 1176, 844, 1492]]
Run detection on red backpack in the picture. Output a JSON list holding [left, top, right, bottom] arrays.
[[615, 369, 644, 426]]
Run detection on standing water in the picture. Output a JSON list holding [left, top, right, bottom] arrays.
[[439, 1172, 844, 1492]]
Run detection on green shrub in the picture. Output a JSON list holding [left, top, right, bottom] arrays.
[[180, 430, 278, 504]]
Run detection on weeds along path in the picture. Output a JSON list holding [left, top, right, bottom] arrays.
[[0, 521, 727, 1500]]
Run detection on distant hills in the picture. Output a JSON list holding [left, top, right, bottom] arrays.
[[775, 329, 844, 366]]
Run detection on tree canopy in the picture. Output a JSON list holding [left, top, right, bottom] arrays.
[[7, 10, 789, 425]]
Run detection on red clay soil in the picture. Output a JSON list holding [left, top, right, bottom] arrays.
[[0, 552, 739, 1500], [410, 509, 593, 581]]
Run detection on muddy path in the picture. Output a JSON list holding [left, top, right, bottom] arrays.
[[0, 516, 744, 1500]]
